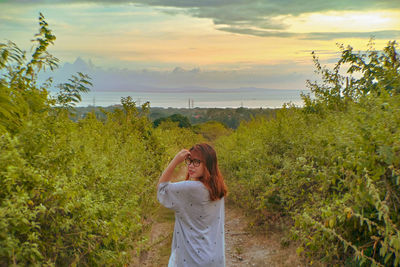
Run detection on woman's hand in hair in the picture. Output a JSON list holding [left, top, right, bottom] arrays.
[[172, 149, 190, 164], [158, 149, 190, 186]]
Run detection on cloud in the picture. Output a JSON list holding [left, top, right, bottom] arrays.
[[302, 30, 400, 40], [42, 57, 315, 92], [217, 27, 296, 38], [219, 27, 400, 40], [3, 0, 400, 40]]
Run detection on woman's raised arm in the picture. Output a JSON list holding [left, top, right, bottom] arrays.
[[157, 149, 190, 187]]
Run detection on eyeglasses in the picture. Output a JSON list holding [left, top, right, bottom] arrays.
[[185, 158, 202, 167]]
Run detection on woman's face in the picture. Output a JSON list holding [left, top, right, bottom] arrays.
[[187, 151, 205, 180]]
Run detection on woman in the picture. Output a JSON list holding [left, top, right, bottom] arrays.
[[157, 143, 228, 267]]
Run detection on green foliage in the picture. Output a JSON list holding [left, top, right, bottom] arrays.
[[0, 12, 88, 134], [0, 14, 202, 266], [153, 121, 204, 163], [0, 35, 51, 133], [56, 72, 92, 109], [217, 41, 400, 266], [74, 106, 277, 130], [302, 39, 400, 113], [153, 113, 191, 128], [5, 12, 400, 267], [1, 104, 161, 266], [192, 121, 232, 142]]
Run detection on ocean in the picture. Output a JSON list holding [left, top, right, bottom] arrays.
[[77, 89, 308, 108]]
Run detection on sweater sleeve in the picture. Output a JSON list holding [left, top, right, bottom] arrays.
[[157, 181, 185, 212]]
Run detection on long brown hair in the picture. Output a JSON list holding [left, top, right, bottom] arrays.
[[186, 143, 228, 201]]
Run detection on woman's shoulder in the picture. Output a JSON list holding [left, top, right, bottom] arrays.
[[169, 180, 207, 192], [158, 181, 208, 197], [177, 180, 204, 187]]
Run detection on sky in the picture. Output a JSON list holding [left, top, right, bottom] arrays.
[[1, 0, 400, 107]]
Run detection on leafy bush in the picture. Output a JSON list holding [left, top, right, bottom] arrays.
[[192, 121, 232, 142], [216, 41, 400, 266], [0, 14, 202, 266], [153, 113, 191, 128]]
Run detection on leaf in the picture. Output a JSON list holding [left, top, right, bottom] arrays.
[[384, 252, 392, 264], [296, 246, 304, 255]]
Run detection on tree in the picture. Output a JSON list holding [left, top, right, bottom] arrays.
[[0, 13, 92, 133], [302, 40, 400, 113], [193, 121, 232, 141], [153, 113, 191, 128]]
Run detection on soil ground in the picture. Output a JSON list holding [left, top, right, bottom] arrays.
[[131, 201, 307, 267]]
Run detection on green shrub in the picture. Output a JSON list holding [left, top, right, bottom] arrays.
[[0, 14, 202, 266], [216, 41, 400, 266]]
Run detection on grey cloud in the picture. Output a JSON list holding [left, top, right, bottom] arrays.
[[302, 30, 400, 40], [5, 0, 245, 7], [150, 0, 400, 35], [3, 0, 400, 39], [117, 0, 400, 31], [185, 0, 400, 39], [193, 6, 288, 30], [4, 0, 400, 11], [217, 27, 400, 40], [172, 67, 200, 74], [41, 57, 314, 92], [217, 27, 297, 38]]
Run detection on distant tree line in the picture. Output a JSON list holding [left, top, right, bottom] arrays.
[[74, 106, 278, 129]]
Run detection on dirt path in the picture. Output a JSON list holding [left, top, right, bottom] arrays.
[[132, 202, 305, 267], [224, 203, 304, 267]]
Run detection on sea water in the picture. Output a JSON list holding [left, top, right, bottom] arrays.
[[77, 89, 307, 108]]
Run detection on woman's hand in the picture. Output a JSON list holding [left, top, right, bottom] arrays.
[[172, 149, 190, 164], [158, 148, 190, 186]]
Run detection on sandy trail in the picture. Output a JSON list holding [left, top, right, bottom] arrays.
[[132, 201, 305, 267], [224, 203, 304, 267]]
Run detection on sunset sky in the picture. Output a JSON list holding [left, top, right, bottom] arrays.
[[1, 0, 400, 107]]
